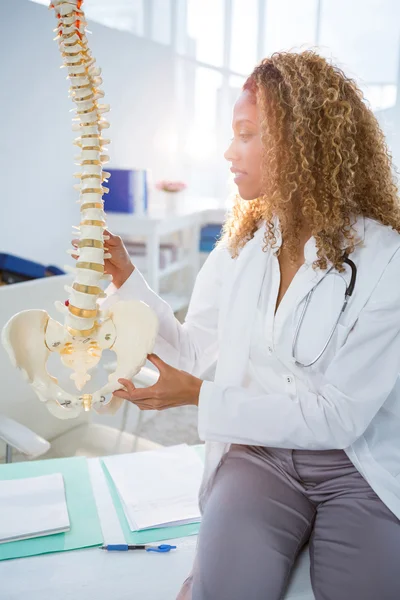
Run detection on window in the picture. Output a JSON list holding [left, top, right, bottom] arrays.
[[228, 74, 246, 125], [264, 0, 318, 54], [151, 0, 171, 45], [318, 0, 400, 85], [83, 0, 145, 36], [28, 0, 400, 190], [186, 0, 225, 66], [230, 0, 258, 75], [362, 84, 397, 111], [185, 68, 223, 160]]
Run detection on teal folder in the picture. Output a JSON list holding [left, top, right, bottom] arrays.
[[102, 444, 205, 545], [102, 463, 200, 544], [0, 457, 103, 561]]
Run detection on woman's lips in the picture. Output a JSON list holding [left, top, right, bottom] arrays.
[[230, 168, 248, 183], [234, 174, 247, 183]]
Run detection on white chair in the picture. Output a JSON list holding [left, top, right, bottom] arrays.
[[0, 413, 50, 463], [0, 275, 160, 463]]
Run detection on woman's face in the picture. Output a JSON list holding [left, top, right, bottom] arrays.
[[224, 90, 263, 201]]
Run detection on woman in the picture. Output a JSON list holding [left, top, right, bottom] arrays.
[[93, 52, 400, 598]]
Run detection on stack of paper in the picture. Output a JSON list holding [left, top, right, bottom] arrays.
[[103, 444, 203, 531], [0, 473, 70, 544]]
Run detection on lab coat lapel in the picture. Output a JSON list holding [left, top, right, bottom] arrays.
[[275, 217, 367, 331], [216, 227, 267, 387]]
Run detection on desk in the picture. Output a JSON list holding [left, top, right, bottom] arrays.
[[0, 538, 197, 600], [0, 458, 314, 600]]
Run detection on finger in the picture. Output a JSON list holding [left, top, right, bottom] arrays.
[[147, 354, 167, 372], [113, 390, 131, 401], [123, 385, 159, 402], [113, 384, 145, 401], [129, 401, 153, 411], [112, 391, 153, 410], [118, 378, 136, 394], [103, 230, 120, 246], [71, 239, 79, 261]]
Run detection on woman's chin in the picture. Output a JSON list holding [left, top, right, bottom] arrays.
[[238, 188, 260, 201]]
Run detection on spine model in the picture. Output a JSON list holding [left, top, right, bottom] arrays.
[[1, 0, 159, 417], [51, 0, 111, 337]]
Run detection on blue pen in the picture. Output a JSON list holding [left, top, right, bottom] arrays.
[[102, 544, 177, 553]]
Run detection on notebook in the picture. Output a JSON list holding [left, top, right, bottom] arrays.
[[0, 473, 70, 544], [103, 444, 203, 532]]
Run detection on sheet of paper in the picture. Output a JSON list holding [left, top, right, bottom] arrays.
[[103, 444, 203, 531], [0, 473, 70, 544]]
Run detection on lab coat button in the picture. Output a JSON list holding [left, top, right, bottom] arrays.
[[267, 346, 273, 355], [286, 375, 293, 384]]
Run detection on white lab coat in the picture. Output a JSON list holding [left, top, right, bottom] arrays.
[[110, 215, 400, 518]]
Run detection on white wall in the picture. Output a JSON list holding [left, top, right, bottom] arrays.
[[377, 52, 400, 174], [0, 0, 177, 267], [378, 104, 400, 177]]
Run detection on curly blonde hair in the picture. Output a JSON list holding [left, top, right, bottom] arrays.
[[220, 51, 400, 270]]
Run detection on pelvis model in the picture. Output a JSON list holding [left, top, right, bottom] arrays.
[[1, 0, 158, 419]]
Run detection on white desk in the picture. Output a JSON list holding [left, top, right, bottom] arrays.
[[0, 538, 197, 600], [0, 458, 314, 600]]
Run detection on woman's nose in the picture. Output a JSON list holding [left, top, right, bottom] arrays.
[[224, 140, 237, 162]]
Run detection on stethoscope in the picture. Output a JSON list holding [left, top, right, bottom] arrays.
[[292, 256, 357, 367]]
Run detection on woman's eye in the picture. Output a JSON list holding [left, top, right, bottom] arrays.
[[230, 133, 252, 142]]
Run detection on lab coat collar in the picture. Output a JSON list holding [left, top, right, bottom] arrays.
[[215, 216, 366, 389], [271, 215, 366, 264]]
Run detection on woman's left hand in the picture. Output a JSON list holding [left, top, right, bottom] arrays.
[[113, 354, 202, 410]]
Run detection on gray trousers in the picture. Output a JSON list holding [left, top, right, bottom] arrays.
[[179, 444, 400, 600]]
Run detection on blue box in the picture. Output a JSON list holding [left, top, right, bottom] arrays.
[[0, 253, 65, 284], [199, 223, 222, 252], [104, 168, 148, 215]]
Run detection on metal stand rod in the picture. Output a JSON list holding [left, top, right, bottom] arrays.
[[5, 443, 12, 464]]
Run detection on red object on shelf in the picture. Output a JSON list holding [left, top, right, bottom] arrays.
[[64, 300, 70, 307]]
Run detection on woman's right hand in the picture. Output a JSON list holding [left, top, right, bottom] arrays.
[[72, 230, 135, 289]]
